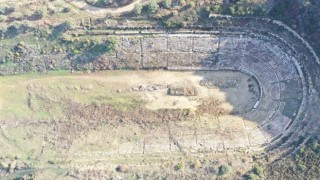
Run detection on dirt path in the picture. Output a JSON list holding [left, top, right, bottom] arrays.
[[67, 0, 146, 15]]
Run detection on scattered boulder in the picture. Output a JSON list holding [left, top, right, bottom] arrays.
[[115, 164, 127, 173], [192, 159, 202, 169], [117, 83, 167, 93]]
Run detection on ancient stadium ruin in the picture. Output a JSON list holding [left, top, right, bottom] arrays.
[[92, 34, 303, 151], [0, 16, 318, 178], [67, 17, 315, 177]]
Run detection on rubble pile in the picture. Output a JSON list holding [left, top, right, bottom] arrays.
[[117, 83, 167, 93], [167, 84, 199, 96]]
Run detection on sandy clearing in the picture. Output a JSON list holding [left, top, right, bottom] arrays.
[[67, 0, 146, 15]]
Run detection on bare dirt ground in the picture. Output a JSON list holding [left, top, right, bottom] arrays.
[[66, 0, 146, 15], [126, 71, 231, 111]]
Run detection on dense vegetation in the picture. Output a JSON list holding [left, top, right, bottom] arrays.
[[86, 0, 133, 8], [269, 0, 320, 54], [266, 138, 320, 179]]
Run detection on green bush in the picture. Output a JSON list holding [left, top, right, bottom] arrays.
[[62, 7, 71, 13], [35, 8, 47, 18], [298, 163, 306, 171], [133, 4, 142, 15], [161, 0, 172, 9], [164, 20, 182, 28], [219, 164, 232, 176], [73, 49, 80, 55], [187, 1, 195, 8], [212, 5, 221, 14], [0, 161, 8, 169], [172, 10, 178, 16], [253, 166, 264, 177], [0, 6, 15, 15], [87, 0, 112, 7], [146, 0, 159, 14], [227, 3, 261, 16], [179, 0, 186, 6], [299, 145, 306, 153], [204, 6, 211, 13], [63, 21, 75, 30], [9, 22, 22, 31], [0, 24, 7, 33], [0, 15, 6, 22], [107, 36, 119, 51], [246, 173, 259, 180], [175, 163, 184, 171], [0, 7, 6, 15]]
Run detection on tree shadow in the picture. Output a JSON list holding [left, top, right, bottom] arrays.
[[71, 43, 112, 70], [49, 22, 72, 41]]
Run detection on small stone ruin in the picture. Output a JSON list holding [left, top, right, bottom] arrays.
[[167, 84, 199, 96]]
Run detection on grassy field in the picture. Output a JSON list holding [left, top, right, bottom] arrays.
[[0, 71, 145, 178], [0, 71, 142, 119]]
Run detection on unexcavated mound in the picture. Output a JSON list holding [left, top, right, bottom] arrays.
[[64, 100, 195, 124], [167, 83, 199, 96], [197, 98, 230, 116], [46, 100, 195, 150]]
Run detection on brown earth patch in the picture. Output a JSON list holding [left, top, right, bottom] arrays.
[[47, 100, 196, 150]]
